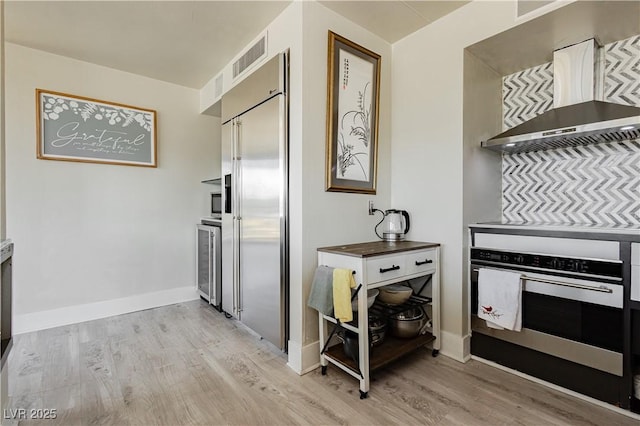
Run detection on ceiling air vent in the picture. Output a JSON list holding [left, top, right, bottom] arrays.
[[232, 34, 267, 80], [214, 74, 223, 99]]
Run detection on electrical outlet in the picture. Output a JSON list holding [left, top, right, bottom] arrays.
[[368, 200, 374, 215]]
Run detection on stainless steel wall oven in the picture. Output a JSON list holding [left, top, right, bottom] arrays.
[[469, 228, 629, 407]]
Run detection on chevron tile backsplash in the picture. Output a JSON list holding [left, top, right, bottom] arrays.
[[502, 62, 554, 131], [503, 141, 640, 224], [501, 35, 640, 225], [604, 36, 640, 106]]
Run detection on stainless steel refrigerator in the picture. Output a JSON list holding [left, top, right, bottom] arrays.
[[221, 52, 288, 350]]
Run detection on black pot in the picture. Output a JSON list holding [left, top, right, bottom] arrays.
[[342, 330, 360, 362], [341, 319, 386, 362]]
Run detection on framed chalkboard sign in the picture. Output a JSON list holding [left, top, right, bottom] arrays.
[[36, 89, 157, 167]]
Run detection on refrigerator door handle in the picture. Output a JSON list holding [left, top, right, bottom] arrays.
[[236, 120, 242, 221], [234, 119, 242, 314], [208, 229, 213, 303]]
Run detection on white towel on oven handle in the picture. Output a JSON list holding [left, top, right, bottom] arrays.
[[477, 268, 522, 331]]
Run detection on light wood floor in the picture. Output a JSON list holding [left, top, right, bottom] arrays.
[[4, 300, 639, 425]]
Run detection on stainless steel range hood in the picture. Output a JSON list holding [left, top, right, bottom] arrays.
[[482, 39, 640, 153]]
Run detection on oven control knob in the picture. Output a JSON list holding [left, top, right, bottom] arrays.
[[574, 260, 587, 273], [550, 258, 564, 269], [514, 255, 525, 264]]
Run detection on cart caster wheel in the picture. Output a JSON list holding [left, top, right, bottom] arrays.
[[224, 312, 232, 319], [321, 365, 327, 375], [359, 391, 368, 399], [432, 349, 439, 357]]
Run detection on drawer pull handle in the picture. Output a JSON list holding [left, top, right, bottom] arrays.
[[415, 259, 433, 266], [380, 265, 400, 273]]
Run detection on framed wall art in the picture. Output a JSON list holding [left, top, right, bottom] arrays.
[[325, 31, 381, 194], [36, 89, 157, 167]]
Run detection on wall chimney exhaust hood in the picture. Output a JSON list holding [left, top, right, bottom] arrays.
[[482, 39, 640, 153]]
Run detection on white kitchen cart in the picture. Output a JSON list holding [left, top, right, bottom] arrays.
[[317, 241, 441, 399]]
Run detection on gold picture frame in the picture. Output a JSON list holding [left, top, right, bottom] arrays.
[[36, 89, 157, 167], [325, 31, 381, 194]]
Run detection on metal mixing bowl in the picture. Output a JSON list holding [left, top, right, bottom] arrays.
[[389, 307, 428, 338]]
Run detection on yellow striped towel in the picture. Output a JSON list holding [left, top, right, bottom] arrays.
[[332, 268, 356, 322]]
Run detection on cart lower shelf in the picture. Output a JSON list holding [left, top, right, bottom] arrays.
[[324, 332, 436, 374]]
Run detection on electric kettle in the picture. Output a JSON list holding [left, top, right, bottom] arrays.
[[377, 209, 410, 241]]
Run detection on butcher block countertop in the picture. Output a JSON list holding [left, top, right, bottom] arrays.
[[317, 240, 439, 258]]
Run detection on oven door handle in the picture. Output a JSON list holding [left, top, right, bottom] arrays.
[[472, 268, 613, 293]]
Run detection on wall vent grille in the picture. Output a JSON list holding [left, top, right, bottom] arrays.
[[214, 74, 223, 99], [233, 35, 267, 80]]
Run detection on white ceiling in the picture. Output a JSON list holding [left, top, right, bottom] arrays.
[[4, 0, 292, 89], [4, 0, 468, 89], [467, 0, 640, 76], [319, 1, 469, 44]]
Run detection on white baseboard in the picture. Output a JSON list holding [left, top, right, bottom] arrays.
[[439, 330, 471, 362], [300, 340, 321, 375], [287, 339, 321, 375], [462, 333, 471, 362], [472, 355, 640, 421], [13, 286, 199, 334], [286, 340, 303, 374]]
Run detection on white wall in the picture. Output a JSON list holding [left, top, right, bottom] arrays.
[[391, 1, 521, 360], [296, 1, 392, 370], [5, 44, 219, 332]]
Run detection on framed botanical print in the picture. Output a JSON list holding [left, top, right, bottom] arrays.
[[325, 31, 381, 194]]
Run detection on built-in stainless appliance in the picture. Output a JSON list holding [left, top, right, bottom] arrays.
[[482, 39, 640, 153], [221, 52, 288, 350], [210, 191, 222, 217], [469, 227, 629, 406], [1, 239, 13, 366], [632, 243, 640, 302], [374, 209, 410, 241], [197, 220, 221, 307]]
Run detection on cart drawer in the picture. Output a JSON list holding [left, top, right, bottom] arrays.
[[404, 249, 437, 276], [366, 253, 406, 284]]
